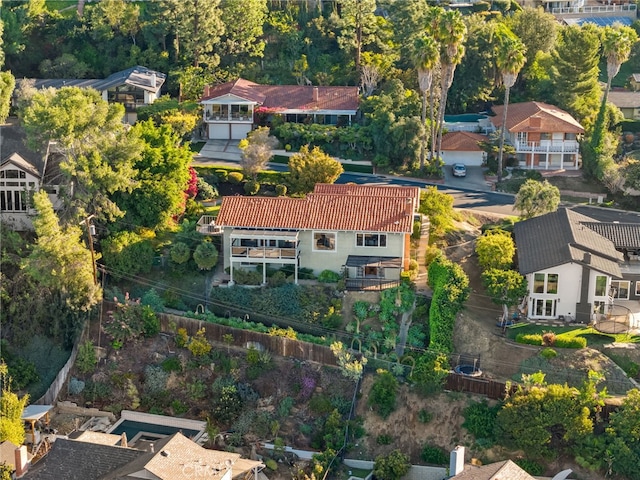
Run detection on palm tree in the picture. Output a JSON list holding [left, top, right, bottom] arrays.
[[434, 10, 467, 161], [496, 30, 526, 183], [602, 25, 638, 103], [412, 34, 439, 169]]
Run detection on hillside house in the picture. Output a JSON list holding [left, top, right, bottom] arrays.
[[490, 101, 584, 170], [199, 184, 422, 290], [25, 66, 166, 124], [514, 208, 640, 327], [199, 78, 359, 140]]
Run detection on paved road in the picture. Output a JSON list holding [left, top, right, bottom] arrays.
[[194, 147, 640, 222]]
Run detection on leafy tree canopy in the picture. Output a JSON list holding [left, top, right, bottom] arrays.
[[288, 145, 343, 194], [514, 179, 560, 220]]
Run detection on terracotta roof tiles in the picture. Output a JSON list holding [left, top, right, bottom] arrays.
[[216, 187, 414, 233], [440, 131, 488, 151], [490, 101, 584, 134]]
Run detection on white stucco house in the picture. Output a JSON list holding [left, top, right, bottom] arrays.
[[199, 78, 359, 140], [514, 208, 640, 327], [490, 102, 584, 171], [199, 184, 421, 290]]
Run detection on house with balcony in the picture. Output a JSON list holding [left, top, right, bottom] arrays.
[[490, 101, 584, 170], [199, 184, 421, 290], [199, 78, 359, 140], [26, 66, 166, 124], [514, 208, 640, 329], [0, 120, 63, 231]]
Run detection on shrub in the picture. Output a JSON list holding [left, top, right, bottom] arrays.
[[193, 241, 219, 270], [76, 341, 97, 374], [196, 178, 218, 200], [84, 381, 112, 402], [68, 377, 85, 395], [377, 434, 392, 445], [170, 242, 191, 265], [161, 356, 182, 372], [246, 347, 260, 365], [418, 409, 433, 424], [554, 336, 587, 349], [101, 231, 154, 278], [171, 399, 189, 415], [368, 369, 398, 419], [227, 171, 244, 184], [176, 328, 189, 348], [515, 333, 543, 346], [144, 365, 169, 394], [542, 331, 556, 346], [540, 347, 557, 359], [318, 269, 341, 283], [412, 220, 422, 240], [462, 400, 499, 441], [275, 184, 287, 196], [265, 459, 278, 471], [353, 301, 370, 320], [188, 328, 212, 357], [141, 288, 165, 313], [514, 459, 544, 476], [142, 306, 160, 337], [244, 180, 260, 195], [278, 397, 294, 417], [215, 169, 228, 182], [421, 445, 449, 465]]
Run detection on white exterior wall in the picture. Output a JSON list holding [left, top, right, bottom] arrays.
[[222, 229, 406, 276], [526, 262, 582, 319], [0, 165, 40, 231], [441, 150, 484, 166]]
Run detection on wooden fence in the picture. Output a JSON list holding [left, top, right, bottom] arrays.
[[159, 313, 338, 366], [35, 325, 85, 405], [445, 374, 517, 400]]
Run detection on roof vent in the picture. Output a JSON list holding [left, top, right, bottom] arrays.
[[161, 450, 170, 457]]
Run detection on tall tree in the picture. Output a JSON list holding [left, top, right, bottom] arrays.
[[23, 191, 102, 312], [482, 268, 528, 323], [161, 0, 224, 68], [514, 179, 560, 220], [288, 145, 344, 194], [495, 27, 526, 183], [434, 9, 466, 160], [602, 25, 638, 102], [0, 71, 14, 124], [550, 24, 601, 127], [387, 0, 431, 70], [19, 86, 141, 223], [336, 0, 378, 74], [114, 120, 191, 230], [219, 0, 268, 61], [89, 0, 140, 45], [412, 34, 439, 169], [506, 7, 557, 86]]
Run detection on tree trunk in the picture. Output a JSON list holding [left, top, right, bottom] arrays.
[[420, 92, 427, 169], [497, 85, 511, 183]]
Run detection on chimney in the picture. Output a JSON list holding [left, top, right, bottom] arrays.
[[151, 73, 157, 89], [150, 443, 154, 453], [15, 446, 28, 478], [449, 445, 465, 477], [313, 87, 319, 102], [405, 197, 413, 217], [583, 252, 591, 264]]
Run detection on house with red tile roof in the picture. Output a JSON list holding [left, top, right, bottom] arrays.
[[490, 101, 584, 170], [440, 131, 488, 166], [205, 184, 420, 290], [199, 78, 359, 140]]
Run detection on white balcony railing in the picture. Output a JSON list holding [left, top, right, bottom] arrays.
[[513, 140, 579, 153], [551, 3, 636, 14], [204, 112, 252, 122], [230, 246, 298, 260]]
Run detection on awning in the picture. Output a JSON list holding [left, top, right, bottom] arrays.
[[21, 405, 53, 422], [345, 256, 402, 268]]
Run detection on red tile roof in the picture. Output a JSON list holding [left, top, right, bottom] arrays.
[[216, 187, 414, 233], [201, 78, 359, 112], [313, 183, 420, 203], [490, 101, 584, 134], [441, 131, 488, 151]]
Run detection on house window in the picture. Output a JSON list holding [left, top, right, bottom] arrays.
[[516, 132, 528, 143], [636, 281, 640, 296], [593, 300, 606, 314], [610, 280, 630, 300], [1, 170, 26, 179], [540, 133, 551, 141], [314, 232, 336, 251], [534, 299, 556, 317], [594, 275, 607, 296], [565, 133, 577, 140], [0, 189, 28, 212], [356, 233, 387, 247], [533, 273, 558, 294]]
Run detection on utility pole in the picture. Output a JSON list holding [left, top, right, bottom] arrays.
[[83, 215, 97, 285]]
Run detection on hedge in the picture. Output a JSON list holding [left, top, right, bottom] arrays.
[[516, 333, 543, 346], [515, 333, 587, 349]]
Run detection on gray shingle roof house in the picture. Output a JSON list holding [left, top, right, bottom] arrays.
[[24, 66, 166, 123], [513, 208, 640, 325], [20, 438, 143, 480]]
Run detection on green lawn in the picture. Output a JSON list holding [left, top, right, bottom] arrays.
[[506, 323, 640, 347]]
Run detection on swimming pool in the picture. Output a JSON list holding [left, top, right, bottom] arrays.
[[444, 113, 488, 123]]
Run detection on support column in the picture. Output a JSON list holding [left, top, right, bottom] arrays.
[[263, 261, 267, 285]]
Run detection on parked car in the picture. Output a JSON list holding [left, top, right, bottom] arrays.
[[452, 163, 467, 177]]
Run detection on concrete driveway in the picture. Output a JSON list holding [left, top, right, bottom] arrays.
[[443, 165, 491, 191]]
